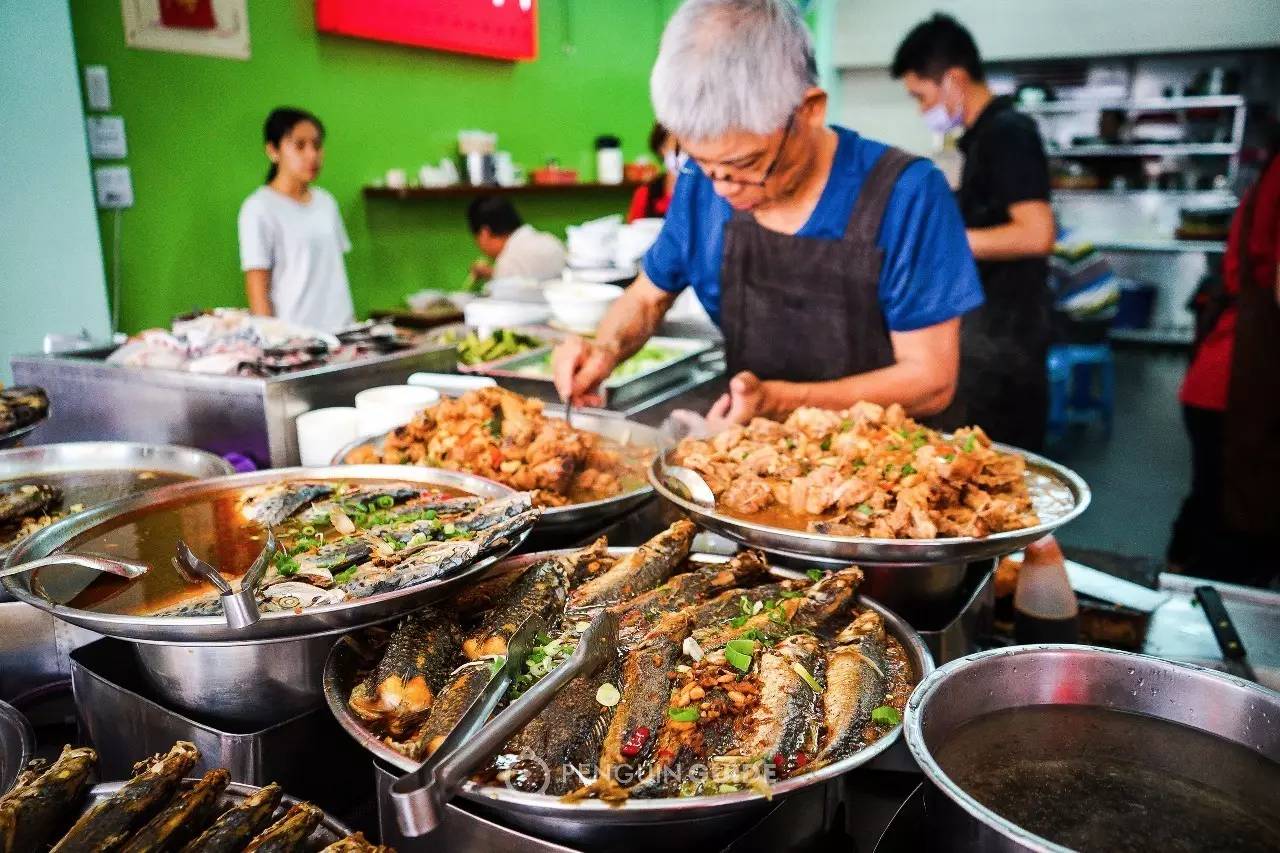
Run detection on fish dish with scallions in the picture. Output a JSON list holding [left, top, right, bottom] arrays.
[[342, 521, 916, 803]]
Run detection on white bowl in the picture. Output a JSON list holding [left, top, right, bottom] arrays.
[[296, 407, 360, 467], [543, 281, 623, 334], [463, 299, 552, 335], [353, 385, 440, 436], [486, 276, 546, 304]]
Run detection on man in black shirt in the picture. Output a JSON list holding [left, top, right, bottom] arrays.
[[892, 14, 1055, 451]]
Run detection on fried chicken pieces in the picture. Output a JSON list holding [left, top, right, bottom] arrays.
[[346, 388, 627, 508], [672, 401, 1039, 539]]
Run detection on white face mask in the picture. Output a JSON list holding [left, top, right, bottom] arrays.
[[921, 78, 963, 134], [662, 150, 687, 172]]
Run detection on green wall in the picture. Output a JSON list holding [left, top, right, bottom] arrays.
[[69, 0, 679, 332]]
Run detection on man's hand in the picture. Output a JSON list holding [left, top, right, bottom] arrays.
[[704, 371, 772, 430], [552, 336, 620, 407], [470, 259, 494, 280]]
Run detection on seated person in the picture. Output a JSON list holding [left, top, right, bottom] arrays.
[[467, 197, 567, 283]]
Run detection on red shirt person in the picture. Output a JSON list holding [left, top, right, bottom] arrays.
[[1169, 151, 1280, 585]]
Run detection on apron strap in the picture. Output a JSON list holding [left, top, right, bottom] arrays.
[[844, 147, 920, 243]]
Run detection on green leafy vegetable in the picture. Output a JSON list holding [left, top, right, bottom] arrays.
[[820, 436, 832, 452], [375, 495, 395, 509], [963, 434, 977, 453], [806, 569, 824, 582], [332, 566, 358, 585], [725, 638, 758, 673], [901, 463, 917, 476], [871, 705, 902, 727], [792, 661, 823, 693], [856, 503, 873, 515], [668, 706, 700, 723]]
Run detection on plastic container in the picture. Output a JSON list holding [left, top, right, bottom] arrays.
[[544, 281, 623, 333], [1013, 536, 1080, 644], [353, 386, 440, 437], [595, 134, 623, 185], [462, 299, 552, 335], [295, 407, 360, 467]]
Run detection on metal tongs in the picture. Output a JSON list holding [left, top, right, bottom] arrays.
[[172, 530, 277, 629], [390, 608, 620, 837]]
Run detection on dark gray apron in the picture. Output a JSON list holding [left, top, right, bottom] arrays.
[[719, 147, 962, 428]]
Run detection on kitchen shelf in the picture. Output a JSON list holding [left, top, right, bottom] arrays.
[[1046, 143, 1238, 157], [364, 182, 642, 200], [1090, 238, 1227, 254], [1020, 95, 1245, 114], [1108, 327, 1194, 346]]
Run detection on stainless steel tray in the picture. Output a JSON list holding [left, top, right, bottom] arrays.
[[462, 336, 717, 411], [3, 466, 527, 644], [323, 548, 934, 829], [0, 699, 32, 795], [650, 445, 1090, 567], [333, 411, 661, 534], [81, 779, 353, 846]]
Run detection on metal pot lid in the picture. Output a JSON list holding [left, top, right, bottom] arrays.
[[649, 444, 1090, 567], [2, 466, 528, 645], [331, 410, 661, 534], [324, 548, 935, 822], [904, 644, 1280, 853], [0, 700, 33, 796]]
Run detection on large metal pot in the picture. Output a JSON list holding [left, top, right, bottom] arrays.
[[0, 699, 33, 794], [904, 645, 1280, 852]]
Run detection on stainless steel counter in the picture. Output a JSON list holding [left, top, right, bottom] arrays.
[[12, 344, 455, 468]]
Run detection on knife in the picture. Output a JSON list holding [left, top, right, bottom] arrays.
[[1193, 584, 1258, 682]]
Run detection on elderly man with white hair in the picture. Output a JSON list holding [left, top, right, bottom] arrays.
[[554, 0, 984, 428]]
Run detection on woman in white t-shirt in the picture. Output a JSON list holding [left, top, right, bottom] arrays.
[[238, 108, 355, 332]]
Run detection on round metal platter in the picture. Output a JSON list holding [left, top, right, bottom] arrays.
[[649, 444, 1090, 567], [331, 410, 660, 534], [2, 466, 528, 645], [80, 779, 352, 845], [0, 700, 33, 795], [323, 548, 934, 827]]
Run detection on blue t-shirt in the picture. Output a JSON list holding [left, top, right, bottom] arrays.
[[643, 126, 984, 332]]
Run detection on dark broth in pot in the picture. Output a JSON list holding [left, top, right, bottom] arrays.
[[934, 704, 1280, 852]]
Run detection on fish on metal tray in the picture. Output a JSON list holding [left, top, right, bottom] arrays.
[[270, 541, 372, 590], [568, 520, 696, 609], [318, 834, 392, 853], [52, 741, 199, 853], [490, 655, 622, 796], [691, 567, 861, 650], [611, 551, 770, 648], [805, 609, 887, 771], [178, 783, 283, 853], [0, 745, 97, 853], [564, 537, 611, 588], [0, 387, 48, 432], [406, 660, 493, 759], [8, 758, 49, 793], [339, 540, 480, 600], [240, 483, 334, 527], [240, 802, 324, 853], [348, 608, 462, 738], [731, 633, 823, 779], [0, 483, 61, 526], [462, 555, 568, 660], [296, 486, 426, 524], [118, 768, 230, 853]]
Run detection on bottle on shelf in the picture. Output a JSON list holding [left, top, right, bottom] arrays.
[[1013, 535, 1080, 644]]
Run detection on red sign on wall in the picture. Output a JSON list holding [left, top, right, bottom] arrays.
[[315, 0, 538, 62]]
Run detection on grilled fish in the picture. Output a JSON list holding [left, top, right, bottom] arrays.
[[0, 483, 60, 526], [492, 656, 621, 795], [462, 555, 568, 660], [808, 609, 887, 770], [593, 612, 692, 799], [297, 486, 425, 523], [0, 387, 48, 432], [568, 520, 696, 609], [611, 551, 770, 648], [564, 537, 611, 588], [119, 768, 230, 853], [348, 608, 462, 738], [240, 802, 323, 853], [691, 567, 862, 650], [407, 660, 492, 759], [340, 540, 481, 599], [734, 634, 823, 775], [52, 741, 199, 853], [241, 483, 334, 527], [8, 758, 49, 792], [0, 745, 97, 853], [318, 834, 391, 853], [178, 783, 283, 853]]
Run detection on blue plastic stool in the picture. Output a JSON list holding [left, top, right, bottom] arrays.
[[1046, 343, 1114, 441]]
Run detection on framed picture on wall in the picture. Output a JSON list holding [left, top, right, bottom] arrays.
[[121, 0, 251, 60]]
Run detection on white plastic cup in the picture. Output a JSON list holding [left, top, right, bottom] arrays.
[[296, 407, 360, 467], [354, 385, 441, 437]]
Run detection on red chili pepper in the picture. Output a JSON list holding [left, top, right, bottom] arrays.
[[794, 752, 809, 767], [489, 447, 503, 468], [772, 753, 786, 772], [620, 726, 651, 758]]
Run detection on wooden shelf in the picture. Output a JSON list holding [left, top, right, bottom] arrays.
[[364, 182, 643, 200]]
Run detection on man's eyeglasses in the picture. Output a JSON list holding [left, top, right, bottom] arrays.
[[678, 111, 797, 189]]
